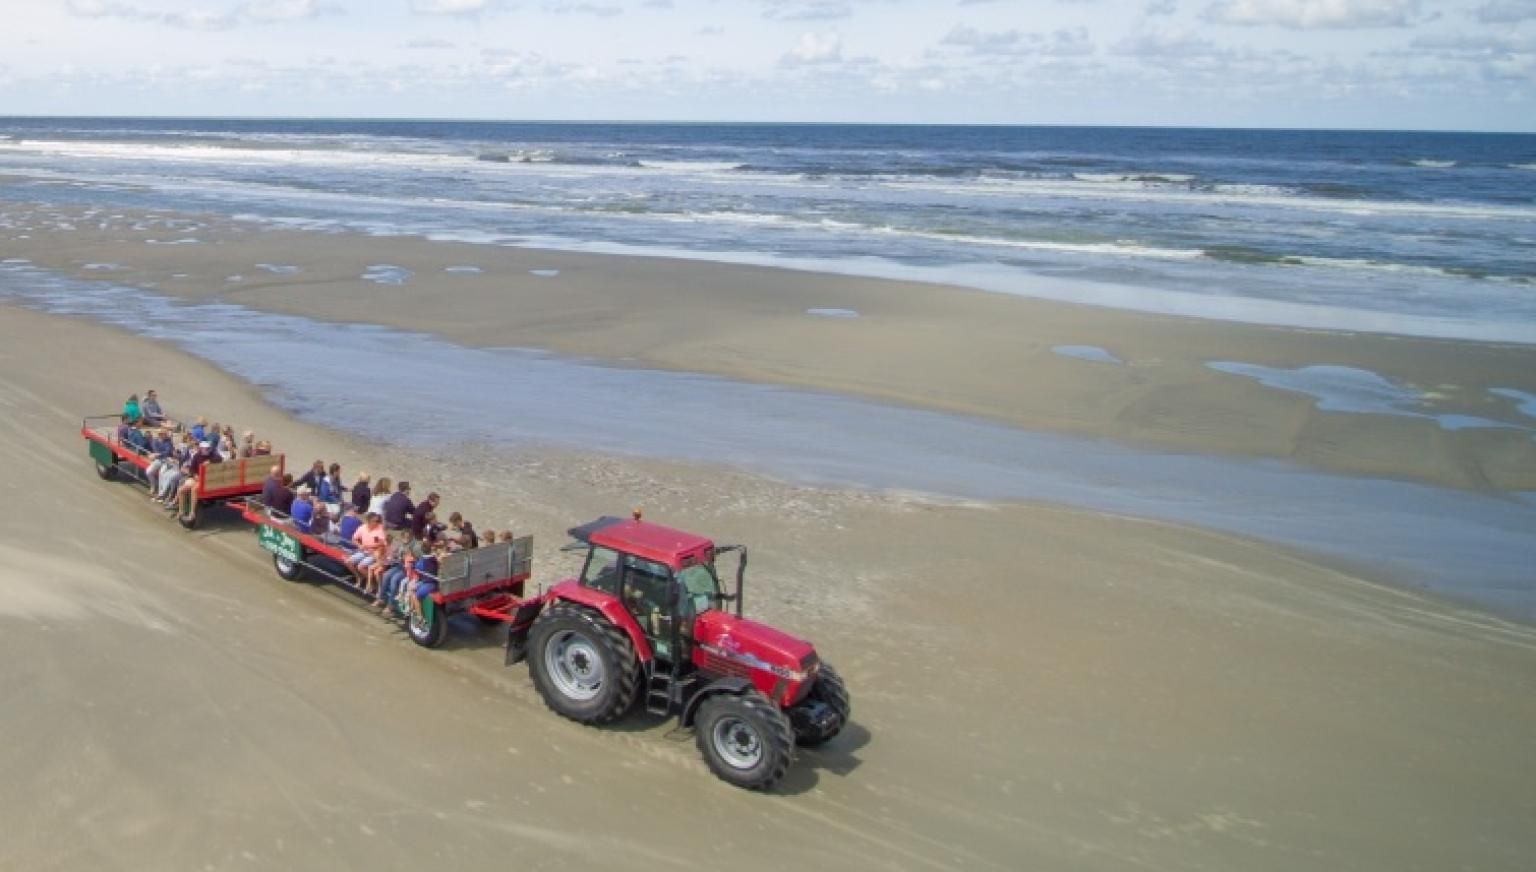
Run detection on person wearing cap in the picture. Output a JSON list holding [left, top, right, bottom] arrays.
[[172, 439, 221, 521], [290, 484, 315, 534], [383, 481, 414, 532]]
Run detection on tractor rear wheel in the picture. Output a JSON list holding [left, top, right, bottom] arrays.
[[792, 663, 851, 747], [527, 603, 639, 725], [695, 691, 794, 791]]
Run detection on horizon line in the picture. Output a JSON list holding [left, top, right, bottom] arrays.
[[1, 113, 1534, 136]]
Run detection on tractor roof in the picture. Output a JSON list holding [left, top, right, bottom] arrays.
[[568, 516, 715, 571]]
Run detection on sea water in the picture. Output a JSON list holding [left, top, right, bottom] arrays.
[[1, 119, 1534, 342], [3, 263, 1535, 620]]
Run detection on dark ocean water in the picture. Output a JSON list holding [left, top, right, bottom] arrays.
[[3, 118, 1535, 341]]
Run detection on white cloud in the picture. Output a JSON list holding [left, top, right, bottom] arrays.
[[941, 26, 1095, 57], [760, 0, 854, 21], [781, 31, 844, 66], [1205, 0, 1421, 29], [411, 0, 496, 15], [65, 0, 340, 29]]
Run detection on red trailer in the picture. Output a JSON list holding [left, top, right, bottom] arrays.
[[239, 501, 539, 649], [82, 414, 283, 528]]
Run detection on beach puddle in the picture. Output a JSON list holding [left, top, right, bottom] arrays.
[[83, 263, 124, 271], [529, 269, 560, 278], [807, 308, 860, 319], [255, 263, 300, 275], [4, 263, 1536, 619], [146, 238, 200, 246], [1491, 388, 1536, 420], [1052, 344, 1122, 364], [1209, 362, 1523, 432], [445, 265, 483, 274], [363, 264, 412, 285]]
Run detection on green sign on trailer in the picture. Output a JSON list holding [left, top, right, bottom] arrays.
[[88, 439, 115, 468], [257, 525, 303, 563]]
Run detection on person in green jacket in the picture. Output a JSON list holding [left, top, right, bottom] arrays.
[[122, 393, 141, 424]]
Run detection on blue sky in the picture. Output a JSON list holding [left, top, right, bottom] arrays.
[[0, 0, 1532, 129]]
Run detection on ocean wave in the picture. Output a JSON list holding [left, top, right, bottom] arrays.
[[638, 160, 743, 172], [1406, 159, 1458, 169], [1072, 172, 1197, 184], [1511, 163, 1536, 172]]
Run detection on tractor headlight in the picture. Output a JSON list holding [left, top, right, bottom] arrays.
[[769, 664, 808, 682]]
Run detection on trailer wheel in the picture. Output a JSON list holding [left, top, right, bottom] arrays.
[[695, 691, 794, 791], [177, 501, 200, 530], [273, 551, 305, 581], [95, 460, 118, 481], [407, 599, 448, 649], [790, 663, 850, 747], [527, 602, 639, 725]]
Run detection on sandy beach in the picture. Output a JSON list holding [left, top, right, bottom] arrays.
[[5, 203, 1536, 492], [4, 274, 1536, 869]]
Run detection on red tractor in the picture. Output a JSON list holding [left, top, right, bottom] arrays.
[[505, 514, 851, 790]]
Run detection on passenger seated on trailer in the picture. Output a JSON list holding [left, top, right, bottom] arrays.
[[153, 436, 193, 505], [172, 440, 219, 519], [318, 463, 345, 516], [349, 513, 389, 594], [407, 545, 447, 625], [295, 460, 325, 493], [122, 394, 142, 425], [383, 481, 414, 533], [351, 471, 371, 514], [260, 465, 283, 513], [144, 428, 175, 491], [188, 417, 208, 443], [290, 485, 315, 534], [271, 473, 296, 517], [252, 439, 272, 457], [140, 389, 165, 426], [380, 529, 424, 614], [309, 504, 332, 540], [335, 506, 362, 548]]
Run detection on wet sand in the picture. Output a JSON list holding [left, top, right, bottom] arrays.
[[4, 202, 1536, 492], [4, 303, 1536, 870]]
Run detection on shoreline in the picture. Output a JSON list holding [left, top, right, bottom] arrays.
[[3, 200, 1536, 492]]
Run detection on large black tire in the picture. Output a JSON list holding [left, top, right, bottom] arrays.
[[527, 602, 640, 725], [791, 663, 851, 747], [273, 550, 305, 581], [407, 599, 449, 649], [695, 691, 794, 791], [95, 460, 118, 481]]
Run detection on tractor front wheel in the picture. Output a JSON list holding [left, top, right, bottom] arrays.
[[695, 691, 794, 791], [791, 663, 851, 747], [527, 603, 639, 725]]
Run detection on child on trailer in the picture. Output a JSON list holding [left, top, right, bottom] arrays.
[[405, 544, 446, 625]]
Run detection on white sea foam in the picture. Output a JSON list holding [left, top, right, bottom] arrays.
[[1410, 159, 1457, 169], [1511, 163, 1536, 172], [639, 160, 744, 172], [807, 308, 859, 318]]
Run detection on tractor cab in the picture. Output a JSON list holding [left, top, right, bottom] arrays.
[[566, 514, 741, 663]]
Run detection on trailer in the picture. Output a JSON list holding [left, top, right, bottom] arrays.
[[82, 414, 284, 529], [239, 500, 539, 649]]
